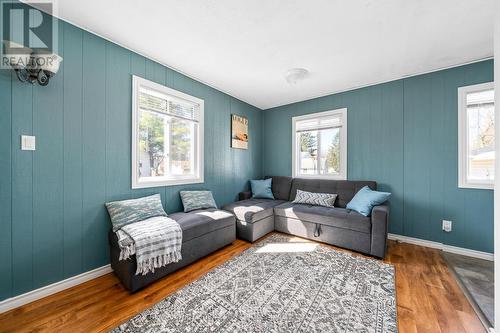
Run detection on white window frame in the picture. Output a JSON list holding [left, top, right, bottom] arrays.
[[292, 108, 347, 180], [132, 75, 204, 189], [458, 82, 494, 190]]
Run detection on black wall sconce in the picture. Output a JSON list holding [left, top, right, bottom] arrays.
[[3, 41, 63, 86]]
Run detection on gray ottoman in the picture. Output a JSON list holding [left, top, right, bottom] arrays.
[[222, 198, 285, 242]]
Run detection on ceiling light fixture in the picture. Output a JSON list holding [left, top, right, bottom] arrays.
[[285, 68, 309, 84]]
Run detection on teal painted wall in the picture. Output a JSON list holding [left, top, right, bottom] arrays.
[[262, 60, 494, 254], [0, 17, 262, 300], [0, 1, 494, 303]]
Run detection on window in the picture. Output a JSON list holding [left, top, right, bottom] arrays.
[[132, 76, 204, 188], [458, 82, 495, 189], [292, 108, 347, 179]]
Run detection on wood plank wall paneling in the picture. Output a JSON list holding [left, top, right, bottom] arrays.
[[0, 18, 263, 301], [62, 22, 84, 279], [82, 31, 107, 272], [0, 58, 13, 301], [0, 0, 492, 304], [11, 69, 34, 297], [262, 60, 494, 253], [32, 20, 65, 289]]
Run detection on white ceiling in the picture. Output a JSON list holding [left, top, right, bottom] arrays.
[[49, 0, 494, 109]]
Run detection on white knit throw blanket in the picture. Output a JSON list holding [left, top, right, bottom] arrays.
[[116, 216, 182, 275]]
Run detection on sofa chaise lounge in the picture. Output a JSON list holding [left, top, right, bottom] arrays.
[[222, 176, 389, 258], [109, 208, 235, 292]]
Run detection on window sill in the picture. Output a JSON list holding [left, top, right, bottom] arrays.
[[293, 174, 347, 180], [458, 182, 494, 190], [132, 177, 204, 189]]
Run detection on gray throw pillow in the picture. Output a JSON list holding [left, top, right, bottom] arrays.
[[105, 194, 167, 232], [292, 189, 337, 207], [180, 191, 217, 212]]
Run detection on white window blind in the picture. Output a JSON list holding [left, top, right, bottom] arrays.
[[294, 114, 343, 132], [132, 76, 204, 188], [139, 87, 200, 121], [292, 108, 347, 180]]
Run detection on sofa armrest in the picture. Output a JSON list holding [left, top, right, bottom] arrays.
[[370, 203, 389, 258], [238, 191, 252, 201]]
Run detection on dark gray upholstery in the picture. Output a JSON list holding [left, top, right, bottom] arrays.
[[274, 216, 372, 254], [168, 208, 234, 241], [239, 176, 292, 201], [239, 191, 252, 201], [109, 209, 235, 292], [227, 177, 389, 258], [370, 204, 390, 258], [273, 202, 371, 234], [222, 199, 285, 242], [289, 179, 376, 208], [223, 198, 285, 223], [264, 176, 293, 200], [236, 215, 275, 242]]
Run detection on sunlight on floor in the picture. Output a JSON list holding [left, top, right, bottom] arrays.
[[255, 242, 318, 253]]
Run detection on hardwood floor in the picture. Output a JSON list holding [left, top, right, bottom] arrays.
[[0, 232, 487, 333]]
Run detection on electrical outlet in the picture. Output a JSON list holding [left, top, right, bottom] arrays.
[[442, 220, 452, 232]]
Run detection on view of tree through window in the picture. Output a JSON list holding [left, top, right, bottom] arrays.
[[466, 88, 495, 183], [137, 87, 198, 181], [293, 109, 346, 179], [169, 118, 194, 176], [139, 111, 166, 177], [298, 127, 340, 175]]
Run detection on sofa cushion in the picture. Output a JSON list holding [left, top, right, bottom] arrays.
[[273, 202, 371, 234], [250, 178, 275, 199], [180, 191, 218, 212], [222, 199, 286, 223], [346, 186, 391, 216], [292, 189, 337, 207], [264, 176, 293, 200], [289, 179, 376, 208], [169, 208, 235, 242], [105, 194, 168, 232]]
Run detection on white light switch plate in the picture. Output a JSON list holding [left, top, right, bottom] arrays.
[[21, 135, 36, 151], [442, 220, 452, 232]]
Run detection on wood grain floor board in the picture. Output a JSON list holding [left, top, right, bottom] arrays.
[[0, 233, 487, 333]]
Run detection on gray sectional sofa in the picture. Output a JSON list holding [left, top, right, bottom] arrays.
[[109, 176, 388, 292], [223, 176, 390, 258], [109, 208, 235, 292]]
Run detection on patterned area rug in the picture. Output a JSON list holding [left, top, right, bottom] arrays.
[[112, 234, 397, 333]]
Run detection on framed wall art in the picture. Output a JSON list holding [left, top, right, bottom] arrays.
[[231, 114, 248, 149]]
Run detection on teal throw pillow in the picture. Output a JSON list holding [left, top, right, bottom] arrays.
[[346, 186, 391, 217], [250, 178, 275, 199]]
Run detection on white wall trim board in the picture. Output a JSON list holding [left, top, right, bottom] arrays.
[[388, 233, 494, 261], [0, 265, 112, 314]]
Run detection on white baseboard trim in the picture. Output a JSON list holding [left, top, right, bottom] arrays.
[[0, 235, 492, 314], [388, 233, 494, 261], [0, 264, 112, 314]]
